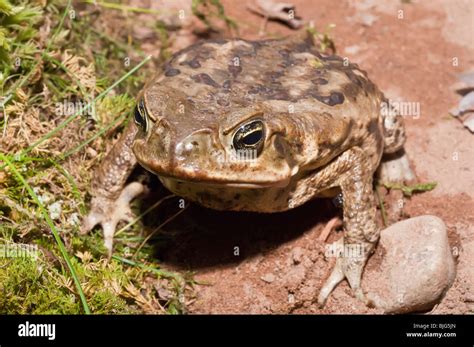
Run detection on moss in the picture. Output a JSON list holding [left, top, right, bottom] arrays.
[[0, 256, 80, 314], [0, 251, 139, 314]]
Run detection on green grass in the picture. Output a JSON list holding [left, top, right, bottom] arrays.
[[383, 181, 437, 197]]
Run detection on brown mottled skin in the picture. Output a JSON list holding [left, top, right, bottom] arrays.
[[82, 34, 415, 307]]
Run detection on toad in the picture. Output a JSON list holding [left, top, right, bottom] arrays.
[[82, 34, 415, 307]]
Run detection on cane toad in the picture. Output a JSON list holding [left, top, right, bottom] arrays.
[[82, 34, 415, 307]]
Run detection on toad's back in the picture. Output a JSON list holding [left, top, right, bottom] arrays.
[[145, 36, 384, 128]]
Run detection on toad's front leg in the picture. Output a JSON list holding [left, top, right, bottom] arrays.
[[81, 121, 144, 257], [313, 147, 379, 307]]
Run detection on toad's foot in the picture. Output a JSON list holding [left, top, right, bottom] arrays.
[[81, 182, 145, 257], [378, 150, 415, 184], [318, 238, 374, 307]]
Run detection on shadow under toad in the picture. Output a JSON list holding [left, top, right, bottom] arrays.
[[138, 179, 339, 271]]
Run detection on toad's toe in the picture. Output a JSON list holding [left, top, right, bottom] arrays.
[[81, 182, 145, 256]]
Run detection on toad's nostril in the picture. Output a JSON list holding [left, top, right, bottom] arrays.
[[184, 142, 195, 152], [174, 129, 214, 160], [175, 140, 197, 159]]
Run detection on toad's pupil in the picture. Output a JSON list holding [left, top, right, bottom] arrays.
[[243, 130, 263, 146], [134, 107, 144, 126]]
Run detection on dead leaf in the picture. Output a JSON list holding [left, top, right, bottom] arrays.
[[458, 91, 474, 114], [462, 113, 474, 133], [458, 71, 474, 87], [247, 0, 304, 30], [450, 71, 474, 133]]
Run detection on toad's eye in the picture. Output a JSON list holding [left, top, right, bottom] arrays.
[[232, 120, 265, 156], [134, 99, 148, 132]]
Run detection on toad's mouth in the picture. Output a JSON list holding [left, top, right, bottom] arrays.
[[137, 161, 293, 189], [154, 172, 291, 189], [136, 153, 296, 189]]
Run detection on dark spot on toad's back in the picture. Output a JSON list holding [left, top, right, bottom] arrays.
[[191, 73, 220, 88], [181, 58, 201, 69], [222, 80, 232, 90], [344, 70, 364, 88], [267, 89, 290, 101], [278, 49, 291, 59], [312, 78, 328, 85], [310, 91, 345, 106], [341, 82, 361, 101], [248, 84, 270, 94], [165, 68, 181, 77], [266, 70, 284, 81]]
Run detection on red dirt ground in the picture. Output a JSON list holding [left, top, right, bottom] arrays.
[[143, 0, 474, 314]]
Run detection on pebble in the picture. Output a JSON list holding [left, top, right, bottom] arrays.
[[292, 247, 303, 265], [261, 273, 275, 283], [365, 215, 456, 313]]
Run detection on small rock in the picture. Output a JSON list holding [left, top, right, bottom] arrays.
[[365, 215, 456, 314], [261, 273, 275, 283], [292, 247, 303, 265]]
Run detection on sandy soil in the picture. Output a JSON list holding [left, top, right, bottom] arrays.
[[143, 0, 474, 314]]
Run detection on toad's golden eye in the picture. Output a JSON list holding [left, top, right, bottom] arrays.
[[232, 120, 265, 156], [134, 99, 148, 132]]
